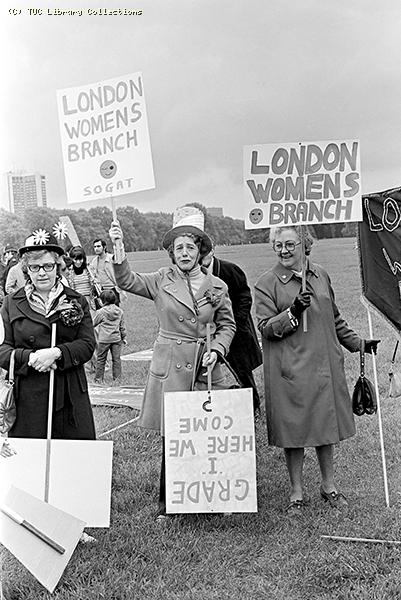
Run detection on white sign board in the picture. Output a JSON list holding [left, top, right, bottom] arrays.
[[164, 388, 257, 513], [0, 486, 85, 593], [243, 139, 362, 229], [0, 439, 113, 527], [57, 71, 155, 203]]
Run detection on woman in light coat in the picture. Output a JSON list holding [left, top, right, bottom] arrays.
[[254, 226, 379, 516], [109, 206, 236, 520]]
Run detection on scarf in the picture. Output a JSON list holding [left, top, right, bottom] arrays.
[[25, 279, 66, 319], [177, 265, 205, 315]]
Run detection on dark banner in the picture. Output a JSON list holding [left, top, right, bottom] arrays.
[[358, 187, 401, 333]]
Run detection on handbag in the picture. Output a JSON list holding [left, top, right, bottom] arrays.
[[389, 341, 401, 399], [352, 340, 377, 416], [0, 350, 17, 434]]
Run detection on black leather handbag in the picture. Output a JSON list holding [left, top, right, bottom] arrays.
[[352, 340, 377, 416]]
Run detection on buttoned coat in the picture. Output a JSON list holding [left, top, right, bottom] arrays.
[[212, 257, 262, 375], [0, 286, 96, 438], [113, 259, 236, 432], [255, 261, 361, 448]]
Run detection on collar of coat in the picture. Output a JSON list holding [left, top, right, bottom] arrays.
[[272, 261, 319, 284], [161, 265, 226, 314], [7, 285, 82, 329]]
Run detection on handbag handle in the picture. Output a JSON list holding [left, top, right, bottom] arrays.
[[359, 339, 366, 379], [218, 353, 243, 388], [8, 350, 16, 385]]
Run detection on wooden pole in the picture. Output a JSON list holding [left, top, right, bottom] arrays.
[[367, 308, 390, 507], [44, 323, 57, 503], [300, 227, 308, 332], [322, 535, 401, 546], [206, 323, 212, 393], [110, 195, 124, 263]]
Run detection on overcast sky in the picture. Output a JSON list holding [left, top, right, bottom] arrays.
[[1, 0, 400, 219]]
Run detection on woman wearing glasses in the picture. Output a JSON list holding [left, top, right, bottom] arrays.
[[255, 226, 379, 516], [0, 233, 96, 439]]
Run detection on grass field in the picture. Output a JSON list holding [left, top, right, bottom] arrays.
[[3, 239, 401, 600]]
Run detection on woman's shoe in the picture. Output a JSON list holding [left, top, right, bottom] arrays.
[[285, 494, 310, 517], [320, 486, 348, 508]]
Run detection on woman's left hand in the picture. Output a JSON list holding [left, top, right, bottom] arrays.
[[28, 348, 60, 372], [202, 350, 218, 370]]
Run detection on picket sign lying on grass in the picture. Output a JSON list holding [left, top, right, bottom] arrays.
[[0, 486, 85, 593], [164, 387, 257, 514], [0, 438, 113, 527], [89, 384, 144, 409]]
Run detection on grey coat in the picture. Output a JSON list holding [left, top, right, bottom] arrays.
[[113, 259, 236, 432], [255, 261, 362, 448]]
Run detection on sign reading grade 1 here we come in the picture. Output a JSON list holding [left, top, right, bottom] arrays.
[[243, 139, 362, 229], [57, 72, 155, 204], [164, 388, 257, 513]]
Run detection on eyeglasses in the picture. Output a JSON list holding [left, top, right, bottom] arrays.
[[72, 256, 83, 260], [273, 241, 301, 253], [27, 263, 56, 273]]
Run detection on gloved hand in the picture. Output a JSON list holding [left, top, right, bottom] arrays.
[[364, 339, 380, 354], [290, 291, 312, 319]]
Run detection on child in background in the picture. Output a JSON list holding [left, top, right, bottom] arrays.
[[93, 290, 127, 383]]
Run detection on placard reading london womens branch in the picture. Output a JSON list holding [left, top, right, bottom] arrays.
[[57, 72, 155, 203], [164, 388, 257, 513], [243, 139, 362, 229]]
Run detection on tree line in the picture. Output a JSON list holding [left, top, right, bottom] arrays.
[[0, 204, 357, 254]]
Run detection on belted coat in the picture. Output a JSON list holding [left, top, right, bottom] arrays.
[[0, 286, 96, 439], [113, 259, 236, 432], [255, 261, 362, 448]]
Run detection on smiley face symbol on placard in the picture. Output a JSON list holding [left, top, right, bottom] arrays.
[[100, 160, 117, 179], [249, 208, 264, 224]]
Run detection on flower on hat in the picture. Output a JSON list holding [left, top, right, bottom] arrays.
[[32, 229, 50, 245], [52, 221, 68, 241]]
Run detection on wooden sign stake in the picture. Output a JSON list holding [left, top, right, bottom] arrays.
[[44, 323, 57, 503]]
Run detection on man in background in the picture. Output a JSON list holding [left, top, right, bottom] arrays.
[[202, 245, 263, 419], [89, 238, 125, 305]]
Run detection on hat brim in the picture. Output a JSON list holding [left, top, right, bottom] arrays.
[[18, 244, 65, 256], [162, 226, 212, 253]]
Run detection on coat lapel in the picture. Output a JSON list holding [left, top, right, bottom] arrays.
[[162, 269, 197, 314]]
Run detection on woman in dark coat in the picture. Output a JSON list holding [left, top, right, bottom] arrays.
[[109, 206, 236, 521], [255, 225, 379, 515], [0, 233, 96, 439]]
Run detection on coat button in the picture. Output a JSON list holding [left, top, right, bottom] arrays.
[[28, 335, 35, 343], [178, 316, 184, 322], [186, 363, 192, 369], [176, 363, 182, 369], [190, 317, 196, 323], [73, 358, 79, 365], [176, 339, 182, 345]]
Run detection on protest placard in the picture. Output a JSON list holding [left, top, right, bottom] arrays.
[[359, 187, 401, 333], [0, 439, 113, 527], [57, 71, 155, 204], [164, 387, 257, 513], [0, 486, 85, 593], [243, 139, 362, 229]]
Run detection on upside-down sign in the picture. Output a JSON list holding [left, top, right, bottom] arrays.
[[164, 387, 257, 513], [57, 71, 155, 204], [243, 139, 362, 229]]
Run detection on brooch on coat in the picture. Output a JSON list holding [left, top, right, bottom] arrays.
[[58, 298, 84, 327], [202, 289, 220, 307]]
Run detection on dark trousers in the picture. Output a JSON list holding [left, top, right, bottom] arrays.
[[95, 341, 122, 381], [159, 438, 166, 515]]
